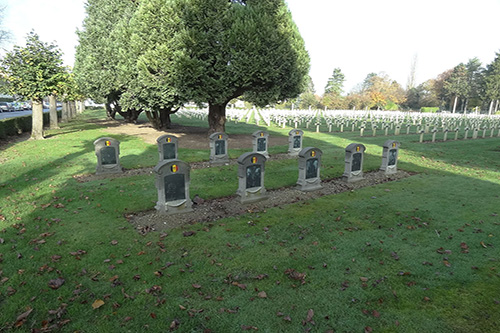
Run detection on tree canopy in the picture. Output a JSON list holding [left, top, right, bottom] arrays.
[[0, 31, 66, 139], [74, 0, 310, 132]]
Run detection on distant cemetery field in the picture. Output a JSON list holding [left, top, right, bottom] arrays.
[[1, 108, 499, 332]]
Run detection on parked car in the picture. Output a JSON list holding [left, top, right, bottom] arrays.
[[12, 102, 23, 111], [0, 102, 13, 112], [22, 102, 32, 110]]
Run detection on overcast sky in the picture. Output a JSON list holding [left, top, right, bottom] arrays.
[[1, 0, 499, 94]]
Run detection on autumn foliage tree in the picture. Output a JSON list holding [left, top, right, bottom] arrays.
[[1, 31, 66, 139]]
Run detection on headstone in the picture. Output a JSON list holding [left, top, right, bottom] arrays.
[[296, 147, 322, 191], [431, 128, 437, 142], [443, 128, 449, 142], [209, 132, 230, 165], [343, 143, 366, 183], [94, 137, 122, 175], [237, 152, 268, 204], [288, 129, 304, 156], [154, 159, 193, 215], [252, 131, 269, 159], [464, 127, 469, 139], [380, 140, 400, 175], [157, 135, 178, 161]]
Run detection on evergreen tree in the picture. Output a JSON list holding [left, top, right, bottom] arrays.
[[324, 68, 345, 95], [171, 0, 310, 132], [484, 52, 500, 115], [74, 0, 139, 121], [444, 63, 468, 113]]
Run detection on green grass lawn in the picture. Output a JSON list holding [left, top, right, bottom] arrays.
[[1, 109, 499, 332]]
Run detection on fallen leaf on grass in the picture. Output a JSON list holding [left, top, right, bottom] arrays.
[[241, 325, 258, 330], [170, 319, 180, 330], [460, 242, 469, 253], [192, 284, 202, 289], [92, 299, 105, 309], [306, 309, 314, 323], [15, 308, 33, 327], [480, 241, 488, 248], [48, 277, 65, 290], [258, 291, 267, 298]]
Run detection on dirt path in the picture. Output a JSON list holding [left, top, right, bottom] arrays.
[[127, 170, 413, 234]]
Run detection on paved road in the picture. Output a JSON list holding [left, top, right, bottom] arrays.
[[0, 109, 50, 120]]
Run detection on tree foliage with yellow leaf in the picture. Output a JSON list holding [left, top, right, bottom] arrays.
[[1, 31, 67, 139]]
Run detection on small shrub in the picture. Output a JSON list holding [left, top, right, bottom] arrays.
[[420, 107, 440, 113]]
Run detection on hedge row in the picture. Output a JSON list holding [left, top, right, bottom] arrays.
[[0, 111, 61, 140]]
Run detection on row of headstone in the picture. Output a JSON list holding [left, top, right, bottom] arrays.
[[94, 136, 399, 216], [153, 140, 399, 214], [95, 129, 308, 175]]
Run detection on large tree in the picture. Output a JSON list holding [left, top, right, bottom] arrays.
[[463, 58, 484, 112], [354, 72, 406, 110], [74, 0, 139, 121], [170, 0, 310, 133], [484, 52, 500, 115], [1, 32, 66, 139], [322, 68, 346, 109], [444, 63, 468, 113], [121, 0, 184, 130]]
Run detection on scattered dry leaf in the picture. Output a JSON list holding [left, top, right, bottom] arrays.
[[92, 299, 105, 309]]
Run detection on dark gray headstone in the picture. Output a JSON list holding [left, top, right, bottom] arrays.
[[94, 137, 122, 175], [154, 159, 193, 215], [209, 132, 229, 165], [237, 152, 268, 204], [297, 147, 322, 191], [380, 140, 400, 175], [157, 135, 178, 161], [252, 131, 269, 159], [343, 143, 366, 182], [288, 129, 304, 156]]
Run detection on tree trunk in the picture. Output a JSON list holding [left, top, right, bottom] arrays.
[[117, 108, 142, 123], [105, 102, 116, 119], [159, 109, 172, 129], [489, 100, 494, 115], [61, 102, 69, 122], [463, 98, 468, 113], [69, 101, 76, 118], [49, 94, 59, 129], [452, 96, 458, 113], [495, 99, 499, 114], [208, 103, 227, 134], [31, 99, 44, 140]]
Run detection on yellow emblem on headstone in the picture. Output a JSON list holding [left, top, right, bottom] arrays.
[[356, 146, 360, 152], [167, 137, 171, 143], [311, 150, 316, 157], [171, 164, 178, 173], [251, 156, 257, 164], [392, 142, 396, 148], [105, 140, 111, 146], [260, 132, 264, 137]]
